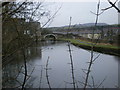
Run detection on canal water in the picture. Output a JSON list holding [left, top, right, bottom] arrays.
[[2, 41, 120, 88]]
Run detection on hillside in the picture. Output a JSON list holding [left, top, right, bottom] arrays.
[[47, 23, 109, 31], [48, 23, 108, 29]]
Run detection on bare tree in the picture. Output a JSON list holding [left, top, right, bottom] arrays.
[[2, 1, 59, 89], [83, 0, 103, 89], [102, 0, 120, 13], [1, 2, 10, 7], [39, 65, 43, 90], [67, 17, 76, 89], [45, 56, 52, 90]]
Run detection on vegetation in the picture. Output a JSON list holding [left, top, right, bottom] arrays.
[[59, 38, 120, 56], [2, 1, 54, 89]]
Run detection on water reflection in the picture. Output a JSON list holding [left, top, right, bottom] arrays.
[[2, 53, 23, 87], [2, 41, 120, 88], [26, 47, 42, 60], [41, 40, 56, 46], [2, 42, 43, 88]]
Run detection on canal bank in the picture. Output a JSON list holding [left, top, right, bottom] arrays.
[[58, 38, 120, 57]]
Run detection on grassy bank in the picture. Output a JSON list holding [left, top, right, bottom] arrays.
[[58, 38, 120, 57]]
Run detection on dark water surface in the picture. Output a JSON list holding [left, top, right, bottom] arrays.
[[3, 41, 120, 88]]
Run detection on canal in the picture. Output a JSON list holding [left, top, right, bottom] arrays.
[[2, 41, 120, 88]]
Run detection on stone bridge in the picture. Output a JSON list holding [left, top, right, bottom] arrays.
[[43, 32, 78, 40], [43, 34, 57, 40]]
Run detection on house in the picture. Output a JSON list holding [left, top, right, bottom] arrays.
[[77, 25, 120, 40], [77, 29, 101, 39]]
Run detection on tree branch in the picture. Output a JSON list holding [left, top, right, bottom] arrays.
[[102, 0, 120, 13]]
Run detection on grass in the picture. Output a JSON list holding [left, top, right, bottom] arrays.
[[60, 38, 120, 49], [58, 38, 120, 56]]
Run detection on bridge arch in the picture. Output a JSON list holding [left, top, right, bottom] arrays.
[[44, 34, 57, 40]]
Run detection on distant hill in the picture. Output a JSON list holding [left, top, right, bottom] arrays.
[[50, 23, 108, 29], [47, 23, 119, 32], [81, 23, 108, 27], [67, 23, 108, 28]]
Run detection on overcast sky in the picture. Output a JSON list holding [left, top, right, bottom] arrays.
[[40, 1, 119, 27]]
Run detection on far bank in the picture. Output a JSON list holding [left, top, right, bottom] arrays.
[[58, 38, 120, 57]]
